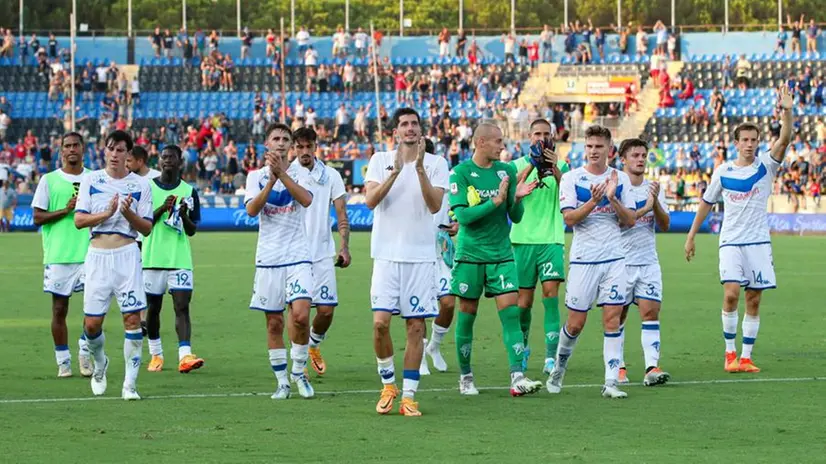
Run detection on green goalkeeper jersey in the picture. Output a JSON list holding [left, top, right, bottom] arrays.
[[509, 157, 569, 245], [448, 159, 523, 263]]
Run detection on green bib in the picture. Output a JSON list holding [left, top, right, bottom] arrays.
[[141, 180, 195, 270], [42, 171, 89, 265]]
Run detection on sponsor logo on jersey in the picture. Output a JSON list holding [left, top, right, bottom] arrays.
[[470, 172, 479, 177], [728, 187, 760, 202], [450, 182, 458, 194]]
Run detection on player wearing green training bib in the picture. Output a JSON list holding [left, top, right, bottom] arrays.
[[31, 132, 92, 378], [141, 145, 204, 375], [448, 121, 543, 397], [510, 119, 570, 377]]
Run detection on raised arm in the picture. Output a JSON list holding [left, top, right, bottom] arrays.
[[245, 174, 276, 217], [769, 85, 794, 163], [365, 152, 401, 210], [414, 142, 445, 214]]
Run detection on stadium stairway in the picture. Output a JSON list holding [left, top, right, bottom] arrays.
[[616, 61, 684, 141], [518, 63, 559, 110]]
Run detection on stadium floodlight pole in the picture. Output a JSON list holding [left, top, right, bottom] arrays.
[[564, 0, 568, 28], [19, 0, 23, 42], [459, 0, 463, 30], [291, 0, 295, 38], [399, 0, 404, 37], [182, 0, 187, 31], [671, 0, 675, 31], [617, 0, 622, 30], [370, 21, 383, 137], [70, 12, 76, 131], [510, 0, 515, 34], [346, 0, 350, 31], [128, 0, 132, 37], [280, 17, 286, 124], [236, 0, 241, 37], [724, 0, 729, 33], [777, 0, 782, 28]]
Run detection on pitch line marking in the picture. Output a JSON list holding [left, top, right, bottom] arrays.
[[0, 376, 822, 404]]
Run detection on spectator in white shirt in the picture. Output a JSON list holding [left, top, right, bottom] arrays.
[[354, 27, 369, 58], [296, 26, 311, 55], [334, 104, 350, 140], [304, 46, 318, 67], [502, 33, 517, 64]]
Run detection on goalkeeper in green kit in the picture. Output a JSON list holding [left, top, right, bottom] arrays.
[[448, 121, 543, 396], [511, 119, 569, 376]]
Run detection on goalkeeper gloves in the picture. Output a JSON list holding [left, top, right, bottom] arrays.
[[466, 186, 482, 206]]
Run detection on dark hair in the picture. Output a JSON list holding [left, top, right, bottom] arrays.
[[584, 125, 612, 141], [265, 122, 292, 141], [424, 138, 435, 154], [105, 130, 134, 152], [618, 138, 649, 157], [529, 118, 553, 131], [734, 122, 760, 141], [162, 144, 183, 159], [292, 127, 317, 144], [130, 145, 148, 162], [61, 131, 84, 146], [391, 107, 421, 129]]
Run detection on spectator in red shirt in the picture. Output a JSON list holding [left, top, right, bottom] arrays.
[[394, 70, 408, 103], [679, 77, 695, 100], [624, 84, 639, 113], [23, 130, 37, 151], [528, 41, 540, 68], [14, 140, 26, 159]]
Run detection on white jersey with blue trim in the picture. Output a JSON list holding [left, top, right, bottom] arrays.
[[244, 165, 313, 267], [76, 169, 153, 239], [621, 179, 667, 266], [136, 168, 162, 243], [291, 158, 347, 262], [702, 151, 780, 247], [559, 166, 636, 264]]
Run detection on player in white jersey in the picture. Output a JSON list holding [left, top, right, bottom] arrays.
[[617, 138, 671, 386], [32, 132, 91, 378], [365, 108, 449, 416], [291, 127, 351, 376], [686, 86, 793, 374], [547, 125, 637, 399], [74, 130, 154, 400], [126, 145, 161, 337], [244, 123, 316, 400], [420, 137, 458, 375]]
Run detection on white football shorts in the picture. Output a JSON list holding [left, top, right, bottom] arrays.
[[371, 259, 439, 319], [624, 263, 663, 305], [565, 258, 628, 311], [435, 259, 452, 299], [311, 259, 338, 307], [83, 243, 146, 316], [249, 263, 313, 313], [43, 263, 85, 297], [144, 269, 194, 295], [719, 243, 776, 291]]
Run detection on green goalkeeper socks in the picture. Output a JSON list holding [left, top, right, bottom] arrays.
[[498, 305, 525, 373], [519, 307, 532, 347], [455, 311, 476, 375], [543, 297, 561, 359]]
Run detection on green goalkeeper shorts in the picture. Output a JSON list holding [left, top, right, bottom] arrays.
[[450, 261, 519, 299], [513, 243, 566, 289]]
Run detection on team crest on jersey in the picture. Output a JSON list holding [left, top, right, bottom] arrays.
[[459, 283, 468, 294], [497, 170, 507, 180]]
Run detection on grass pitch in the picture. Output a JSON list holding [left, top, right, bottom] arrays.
[[0, 232, 824, 463]]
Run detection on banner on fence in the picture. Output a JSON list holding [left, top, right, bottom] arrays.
[[9, 207, 826, 235]]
